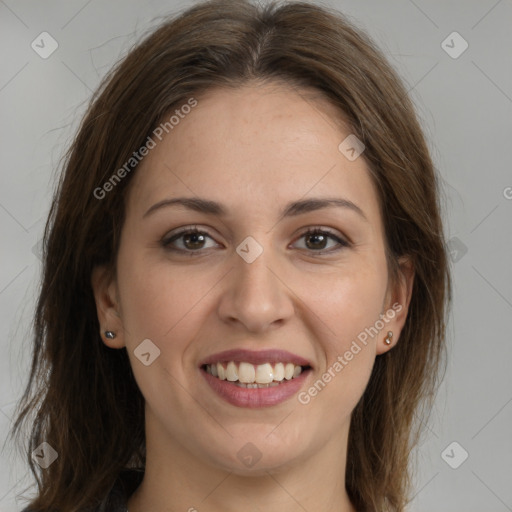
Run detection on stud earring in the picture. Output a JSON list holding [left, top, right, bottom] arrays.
[[384, 331, 393, 345], [105, 330, 116, 339]]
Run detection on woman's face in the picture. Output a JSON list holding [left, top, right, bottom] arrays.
[[93, 82, 413, 475]]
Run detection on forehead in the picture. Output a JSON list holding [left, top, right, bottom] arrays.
[[127, 83, 381, 225]]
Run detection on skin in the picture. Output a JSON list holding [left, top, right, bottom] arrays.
[[92, 82, 414, 512]]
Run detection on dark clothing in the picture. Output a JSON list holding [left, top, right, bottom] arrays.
[[21, 469, 144, 512]]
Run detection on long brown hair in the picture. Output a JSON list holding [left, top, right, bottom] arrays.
[[10, 1, 451, 510]]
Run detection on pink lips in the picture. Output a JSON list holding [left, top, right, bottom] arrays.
[[198, 348, 313, 408], [201, 367, 311, 408]]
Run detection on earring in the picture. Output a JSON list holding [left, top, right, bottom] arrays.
[[384, 331, 393, 345], [105, 330, 117, 339]]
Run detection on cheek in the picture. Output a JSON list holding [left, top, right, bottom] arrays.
[[115, 256, 212, 408], [305, 263, 387, 348], [116, 251, 220, 354], [298, 262, 386, 401]]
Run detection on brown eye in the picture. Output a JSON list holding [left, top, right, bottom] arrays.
[[162, 227, 218, 253], [294, 228, 349, 254], [305, 231, 328, 250], [181, 231, 207, 250]]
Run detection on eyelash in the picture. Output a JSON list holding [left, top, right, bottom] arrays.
[[161, 225, 350, 256]]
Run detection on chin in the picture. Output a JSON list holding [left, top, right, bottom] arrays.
[[198, 435, 308, 476]]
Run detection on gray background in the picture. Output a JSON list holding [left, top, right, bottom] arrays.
[[1, 0, 511, 510]]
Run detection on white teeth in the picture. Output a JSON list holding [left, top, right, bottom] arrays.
[[284, 363, 295, 380], [205, 361, 307, 385], [273, 362, 285, 381], [225, 361, 238, 381], [255, 363, 274, 384], [238, 362, 256, 383]]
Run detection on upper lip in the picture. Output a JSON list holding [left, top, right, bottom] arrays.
[[199, 349, 312, 368]]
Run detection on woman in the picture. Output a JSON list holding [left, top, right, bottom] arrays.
[[12, 0, 451, 510]]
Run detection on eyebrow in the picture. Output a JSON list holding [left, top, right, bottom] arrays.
[[143, 196, 368, 222]]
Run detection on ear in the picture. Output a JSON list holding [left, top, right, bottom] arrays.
[[376, 255, 415, 355], [91, 265, 125, 349]]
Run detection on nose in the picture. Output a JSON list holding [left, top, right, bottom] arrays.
[[217, 242, 295, 333]]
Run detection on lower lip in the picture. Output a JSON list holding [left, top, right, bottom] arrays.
[[200, 367, 311, 408]]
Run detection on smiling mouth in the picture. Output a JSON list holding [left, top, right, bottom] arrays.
[[202, 361, 311, 388]]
